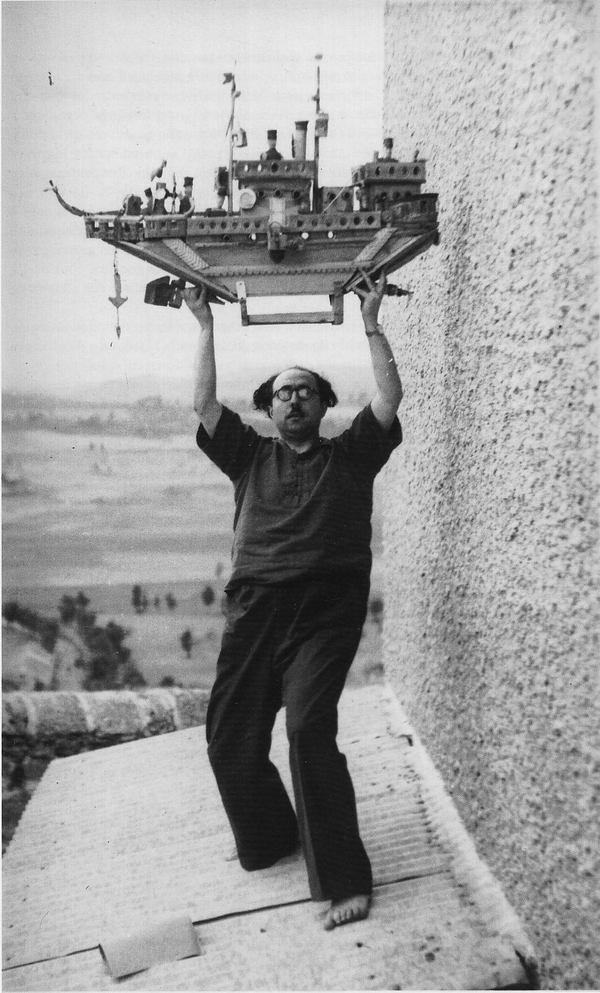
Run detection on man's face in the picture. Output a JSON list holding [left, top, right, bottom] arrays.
[[270, 368, 326, 443]]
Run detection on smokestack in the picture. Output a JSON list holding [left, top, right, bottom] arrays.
[[293, 121, 308, 160]]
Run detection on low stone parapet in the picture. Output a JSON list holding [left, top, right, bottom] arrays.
[[2, 689, 211, 851], [3, 688, 210, 752]]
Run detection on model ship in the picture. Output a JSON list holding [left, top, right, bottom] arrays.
[[49, 67, 439, 326]]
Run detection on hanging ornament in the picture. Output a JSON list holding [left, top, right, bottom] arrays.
[[108, 250, 127, 339]]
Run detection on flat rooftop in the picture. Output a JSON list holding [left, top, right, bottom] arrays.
[[3, 683, 537, 990]]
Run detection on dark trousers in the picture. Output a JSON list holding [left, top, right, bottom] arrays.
[[206, 577, 373, 902]]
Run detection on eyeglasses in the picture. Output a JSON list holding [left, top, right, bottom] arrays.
[[272, 385, 317, 402]]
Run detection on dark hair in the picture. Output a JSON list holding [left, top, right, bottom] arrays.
[[252, 367, 338, 414]]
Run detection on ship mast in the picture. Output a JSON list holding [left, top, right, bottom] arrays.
[[312, 54, 322, 212], [225, 72, 240, 215]]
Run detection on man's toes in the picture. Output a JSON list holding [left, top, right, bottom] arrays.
[[323, 895, 370, 930], [322, 907, 341, 931]]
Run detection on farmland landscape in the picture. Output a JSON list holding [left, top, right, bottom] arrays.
[[3, 389, 386, 692]]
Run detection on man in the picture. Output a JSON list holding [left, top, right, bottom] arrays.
[[184, 277, 402, 930]]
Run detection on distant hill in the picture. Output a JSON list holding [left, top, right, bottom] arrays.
[[4, 364, 373, 406]]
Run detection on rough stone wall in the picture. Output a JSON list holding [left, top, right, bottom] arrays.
[[381, 1, 599, 988]]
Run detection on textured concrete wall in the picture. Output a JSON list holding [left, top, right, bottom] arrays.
[[381, 1, 599, 988]]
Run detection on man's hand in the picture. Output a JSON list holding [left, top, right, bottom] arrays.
[[188, 285, 221, 436], [360, 274, 386, 333], [356, 273, 402, 428], [184, 286, 214, 331]]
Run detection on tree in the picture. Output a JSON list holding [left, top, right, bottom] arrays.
[[3, 601, 58, 653], [165, 592, 177, 611], [59, 595, 76, 624], [132, 584, 144, 614], [3, 594, 141, 692], [201, 584, 215, 608], [180, 629, 193, 658], [39, 619, 59, 653], [83, 620, 144, 690], [75, 590, 90, 608]]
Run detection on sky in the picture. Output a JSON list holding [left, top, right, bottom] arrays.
[[2, 0, 387, 398]]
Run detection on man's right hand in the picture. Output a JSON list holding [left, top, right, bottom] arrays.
[[184, 285, 214, 330]]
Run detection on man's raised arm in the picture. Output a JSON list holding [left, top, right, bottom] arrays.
[[360, 276, 403, 430], [183, 286, 223, 438]]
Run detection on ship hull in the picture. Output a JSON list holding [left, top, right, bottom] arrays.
[[85, 198, 438, 305]]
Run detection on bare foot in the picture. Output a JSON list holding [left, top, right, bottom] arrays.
[[323, 894, 371, 930], [226, 841, 301, 866]]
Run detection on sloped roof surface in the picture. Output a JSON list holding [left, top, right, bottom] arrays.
[[3, 684, 536, 990]]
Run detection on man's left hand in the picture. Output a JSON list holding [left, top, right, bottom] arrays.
[[359, 275, 386, 332]]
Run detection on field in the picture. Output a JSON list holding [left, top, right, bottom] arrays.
[[3, 424, 385, 689]]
